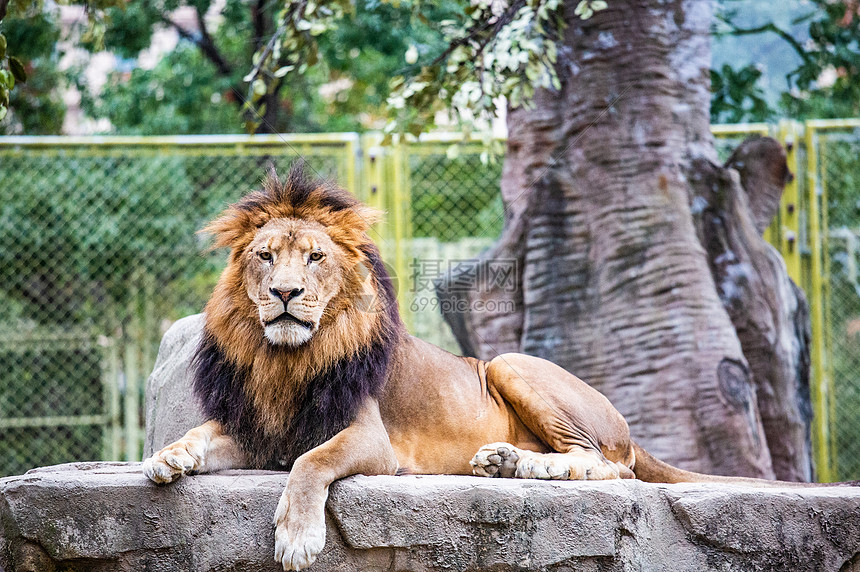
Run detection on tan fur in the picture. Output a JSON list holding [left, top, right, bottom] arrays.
[[145, 169, 836, 571]]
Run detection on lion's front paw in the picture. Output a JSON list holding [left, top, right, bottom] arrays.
[[470, 442, 521, 478], [142, 440, 204, 484], [273, 491, 327, 571]]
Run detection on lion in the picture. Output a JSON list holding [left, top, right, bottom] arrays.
[[144, 166, 828, 571]]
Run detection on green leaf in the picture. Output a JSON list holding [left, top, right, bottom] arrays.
[[591, 0, 608, 11], [408, 120, 424, 138], [0, 34, 6, 60], [309, 22, 327, 36], [0, 70, 12, 90], [0, 105, 7, 121], [9, 56, 26, 84]]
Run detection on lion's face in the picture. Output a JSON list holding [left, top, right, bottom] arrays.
[[243, 218, 347, 346]]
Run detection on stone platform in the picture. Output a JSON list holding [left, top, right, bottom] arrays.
[[2, 461, 860, 571]]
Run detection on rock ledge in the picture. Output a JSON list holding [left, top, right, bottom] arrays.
[[2, 462, 860, 571]]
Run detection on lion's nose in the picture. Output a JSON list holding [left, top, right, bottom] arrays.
[[270, 287, 304, 304]]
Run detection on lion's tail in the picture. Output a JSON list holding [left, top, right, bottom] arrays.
[[630, 441, 858, 488]]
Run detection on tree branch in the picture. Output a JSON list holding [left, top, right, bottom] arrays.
[[252, 0, 267, 53], [726, 22, 813, 66], [243, 0, 302, 86], [193, 6, 230, 74], [427, 0, 526, 69], [161, 11, 233, 76]]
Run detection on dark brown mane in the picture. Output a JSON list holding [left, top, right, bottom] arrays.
[[192, 165, 403, 469]]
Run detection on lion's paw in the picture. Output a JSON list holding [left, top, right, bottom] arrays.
[[273, 491, 327, 571], [514, 452, 620, 481], [142, 440, 204, 484], [470, 442, 520, 478], [514, 453, 576, 480], [471, 444, 622, 481]]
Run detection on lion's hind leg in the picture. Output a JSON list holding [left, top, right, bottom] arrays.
[[471, 442, 629, 480], [473, 353, 637, 481]]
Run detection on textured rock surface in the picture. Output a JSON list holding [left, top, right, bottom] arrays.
[[144, 313, 206, 457], [2, 462, 860, 572]]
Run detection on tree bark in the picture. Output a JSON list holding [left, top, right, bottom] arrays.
[[691, 138, 812, 481], [437, 0, 812, 479]]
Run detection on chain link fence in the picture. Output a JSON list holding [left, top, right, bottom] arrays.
[[1, 125, 858, 480], [403, 139, 502, 352], [816, 123, 860, 482], [0, 135, 356, 476]]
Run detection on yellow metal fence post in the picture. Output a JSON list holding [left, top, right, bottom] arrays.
[[805, 122, 833, 482], [359, 134, 414, 328], [820, 137, 837, 480], [777, 120, 803, 284], [388, 138, 413, 332]]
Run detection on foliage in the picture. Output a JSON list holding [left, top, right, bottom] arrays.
[[3, 0, 600, 135], [4, 0, 856, 136], [0, 13, 64, 134], [316, 0, 456, 132], [0, 154, 201, 325], [410, 153, 503, 240], [780, 0, 860, 119], [244, 0, 606, 137], [712, 0, 860, 122], [73, 0, 464, 134], [79, 43, 243, 136], [0, 17, 29, 123], [821, 137, 860, 230], [0, 0, 123, 124], [710, 63, 773, 124]]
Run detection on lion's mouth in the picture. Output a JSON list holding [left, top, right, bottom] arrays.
[[264, 312, 314, 330]]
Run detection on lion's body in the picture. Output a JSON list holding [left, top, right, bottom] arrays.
[[382, 338, 546, 476], [378, 336, 634, 476], [144, 167, 829, 571]]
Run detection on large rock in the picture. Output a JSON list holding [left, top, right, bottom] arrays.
[[144, 313, 206, 457], [1, 462, 859, 571]]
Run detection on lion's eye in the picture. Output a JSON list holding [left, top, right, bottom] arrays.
[[308, 251, 324, 263], [259, 251, 272, 261]]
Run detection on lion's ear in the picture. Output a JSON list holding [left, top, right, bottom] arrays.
[[199, 205, 262, 251], [350, 205, 384, 230], [322, 204, 385, 259]]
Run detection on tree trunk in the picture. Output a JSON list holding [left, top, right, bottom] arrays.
[[437, 0, 812, 479]]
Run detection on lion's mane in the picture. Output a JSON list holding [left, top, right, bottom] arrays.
[[191, 166, 403, 469]]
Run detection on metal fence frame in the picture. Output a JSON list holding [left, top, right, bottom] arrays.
[[1, 121, 856, 480]]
